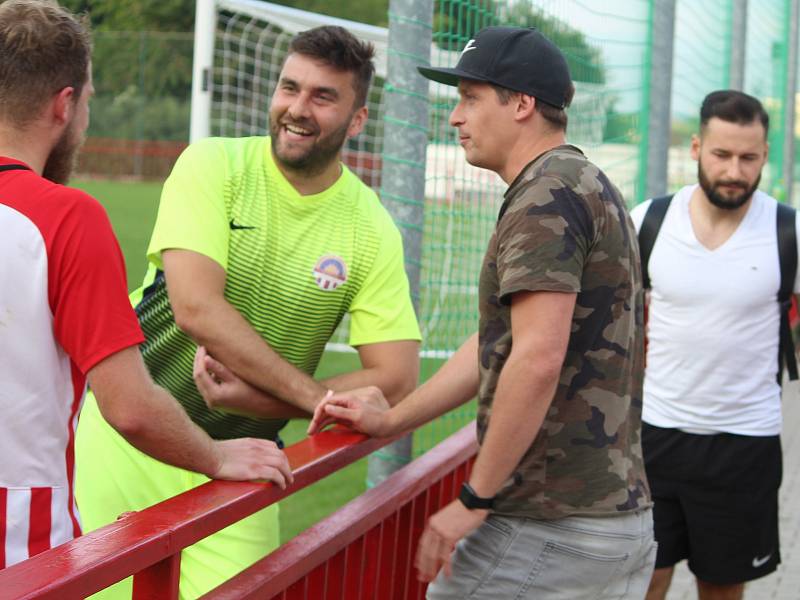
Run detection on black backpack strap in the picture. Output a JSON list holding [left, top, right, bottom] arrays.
[[776, 202, 798, 382], [638, 195, 673, 290]]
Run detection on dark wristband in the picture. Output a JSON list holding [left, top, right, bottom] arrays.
[[458, 482, 495, 510]]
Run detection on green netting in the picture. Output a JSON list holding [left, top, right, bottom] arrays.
[[668, 0, 732, 189], [412, 0, 653, 455], [411, 0, 797, 456], [89, 1, 797, 459], [744, 0, 790, 199]]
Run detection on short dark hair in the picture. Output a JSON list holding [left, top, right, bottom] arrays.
[[0, 0, 91, 127], [491, 81, 575, 131], [288, 26, 375, 108], [700, 90, 769, 137]]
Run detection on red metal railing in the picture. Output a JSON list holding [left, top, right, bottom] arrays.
[[0, 428, 398, 599], [0, 423, 477, 599], [204, 423, 477, 600]]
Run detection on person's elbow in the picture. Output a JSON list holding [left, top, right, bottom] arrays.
[[97, 394, 150, 440], [171, 296, 214, 342], [88, 347, 157, 441], [386, 349, 420, 405], [512, 345, 564, 387], [394, 369, 418, 401]]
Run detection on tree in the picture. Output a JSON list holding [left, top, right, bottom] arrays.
[[60, 0, 195, 140], [270, 0, 390, 27], [61, 0, 194, 31]]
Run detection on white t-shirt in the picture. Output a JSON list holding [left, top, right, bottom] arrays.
[[630, 184, 800, 436]]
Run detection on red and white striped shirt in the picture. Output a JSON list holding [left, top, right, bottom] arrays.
[[0, 160, 144, 568]]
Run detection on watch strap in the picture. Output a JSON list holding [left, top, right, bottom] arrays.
[[459, 482, 495, 510]]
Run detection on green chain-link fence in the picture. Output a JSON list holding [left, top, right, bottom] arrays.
[[413, 0, 657, 453], [77, 1, 799, 458], [411, 0, 798, 454], [745, 0, 791, 199]]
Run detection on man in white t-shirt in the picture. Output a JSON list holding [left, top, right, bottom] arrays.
[[630, 90, 798, 600]]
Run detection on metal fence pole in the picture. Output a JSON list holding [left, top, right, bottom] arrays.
[[729, 0, 748, 90], [190, 0, 216, 142], [134, 31, 146, 178], [783, 0, 798, 206], [367, 0, 433, 486], [645, 0, 677, 199]]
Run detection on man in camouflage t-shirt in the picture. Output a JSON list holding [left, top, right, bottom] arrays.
[[310, 26, 655, 598], [477, 143, 650, 521]]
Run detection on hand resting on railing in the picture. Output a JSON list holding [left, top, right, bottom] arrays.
[[306, 386, 393, 436]]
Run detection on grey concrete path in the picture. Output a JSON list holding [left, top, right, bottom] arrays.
[[665, 380, 800, 599]]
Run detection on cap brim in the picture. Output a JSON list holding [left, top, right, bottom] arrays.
[[417, 65, 490, 87]]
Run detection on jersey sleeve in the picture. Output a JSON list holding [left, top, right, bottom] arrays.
[[495, 175, 594, 303], [147, 138, 231, 270], [50, 196, 144, 374], [347, 212, 421, 346]]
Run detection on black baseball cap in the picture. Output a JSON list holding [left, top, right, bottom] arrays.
[[418, 27, 572, 109]]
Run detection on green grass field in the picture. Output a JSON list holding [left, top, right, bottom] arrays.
[[73, 178, 475, 542]]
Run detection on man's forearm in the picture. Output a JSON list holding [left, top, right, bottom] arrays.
[[323, 340, 420, 406], [91, 348, 221, 477], [466, 351, 560, 498], [208, 367, 399, 420], [382, 334, 479, 434], [209, 387, 311, 419], [117, 385, 223, 475], [179, 296, 327, 412]]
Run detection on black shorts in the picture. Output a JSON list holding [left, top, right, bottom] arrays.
[[642, 422, 782, 584]]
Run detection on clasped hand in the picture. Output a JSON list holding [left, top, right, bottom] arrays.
[[193, 345, 258, 414], [306, 385, 392, 436]]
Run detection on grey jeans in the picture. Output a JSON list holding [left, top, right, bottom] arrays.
[[427, 509, 656, 600]]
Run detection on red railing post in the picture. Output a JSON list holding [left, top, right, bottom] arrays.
[[132, 553, 181, 599]]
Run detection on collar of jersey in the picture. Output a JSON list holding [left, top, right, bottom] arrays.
[[0, 156, 33, 170], [264, 137, 350, 204]]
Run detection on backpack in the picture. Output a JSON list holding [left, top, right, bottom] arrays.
[[638, 194, 798, 383]]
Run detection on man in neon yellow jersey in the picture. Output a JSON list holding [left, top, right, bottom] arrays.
[[76, 25, 421, 598]]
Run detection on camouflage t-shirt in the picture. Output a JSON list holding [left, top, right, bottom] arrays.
[[477, 144, 650, 520]]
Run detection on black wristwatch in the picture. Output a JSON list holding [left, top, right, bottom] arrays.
[[458, 482, 495, 510]]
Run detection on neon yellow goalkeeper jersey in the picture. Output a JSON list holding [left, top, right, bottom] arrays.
[[131, 136, 420, 440]]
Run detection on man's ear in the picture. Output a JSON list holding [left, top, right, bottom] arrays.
[[690, 133, 701, 161], [514, 93, 536, 122], [51, 87, 76, 126], [347, 105, 368, 139]]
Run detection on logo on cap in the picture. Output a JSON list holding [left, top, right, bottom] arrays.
[[461, 39, 477, 55], [313, 255, 348, 291]]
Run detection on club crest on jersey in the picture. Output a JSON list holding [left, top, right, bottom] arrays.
[[313, 255, 348, 291]]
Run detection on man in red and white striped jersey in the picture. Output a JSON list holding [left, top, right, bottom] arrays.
[[0, 0, 293, 569]]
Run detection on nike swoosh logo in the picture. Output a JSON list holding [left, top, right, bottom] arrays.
[[461, 39, 477, 55], [229, 219, 256, 230], [752, 553, 772, 568]]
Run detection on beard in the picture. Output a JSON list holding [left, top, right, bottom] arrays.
[[42, 122, 84, 185], [269, 113, 350, 176], [697, 159, 760, 210]]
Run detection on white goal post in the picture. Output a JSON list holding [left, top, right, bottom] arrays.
[[190, 0, 390, 143]]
